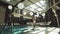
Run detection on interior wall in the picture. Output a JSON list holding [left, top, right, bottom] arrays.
[[0, 5, 6, 25]]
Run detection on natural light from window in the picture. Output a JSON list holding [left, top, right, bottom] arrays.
[[25, 0, 47, 13]]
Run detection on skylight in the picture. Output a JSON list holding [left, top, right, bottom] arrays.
[[25, 0, 47, 13]]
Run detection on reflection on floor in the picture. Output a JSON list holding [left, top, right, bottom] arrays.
[[0, 26, 59, 34]]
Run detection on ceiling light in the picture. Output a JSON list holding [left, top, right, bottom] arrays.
[[42, 13, 45, 18], [29, 12, 33, 16], [42, 13, 45, 16], [23, 12, 26, 15], [17, 3, 25, 9], [8, 5, 13, 9]]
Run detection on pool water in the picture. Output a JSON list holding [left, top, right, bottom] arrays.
[[0, 26, 59, 34], [0, 26, 27, 34]]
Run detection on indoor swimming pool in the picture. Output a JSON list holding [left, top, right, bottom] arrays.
[[0, 26, 59, 34]]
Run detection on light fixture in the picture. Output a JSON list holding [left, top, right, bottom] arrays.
[[42, 13, 45, 18], [29, 12, 33, 16], [8, 5, 13, 9], [23, 12, 26, 15], [6, 0, 10, 2], [42, 13, 45, 16], [17, 3, 25, 9]]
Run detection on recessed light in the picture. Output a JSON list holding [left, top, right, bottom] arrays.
[[23, 12, 26, 15], [17, 3, 25, 9], [29, 12, 33, 16], [8, 5, 13, 9]]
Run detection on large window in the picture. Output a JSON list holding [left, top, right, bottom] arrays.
[[25, 0, 49, 13]]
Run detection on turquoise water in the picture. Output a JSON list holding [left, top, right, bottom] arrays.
[[12, 26, 27, 34], [0, 26, 59, 34], [0, 26, 27, 34]]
